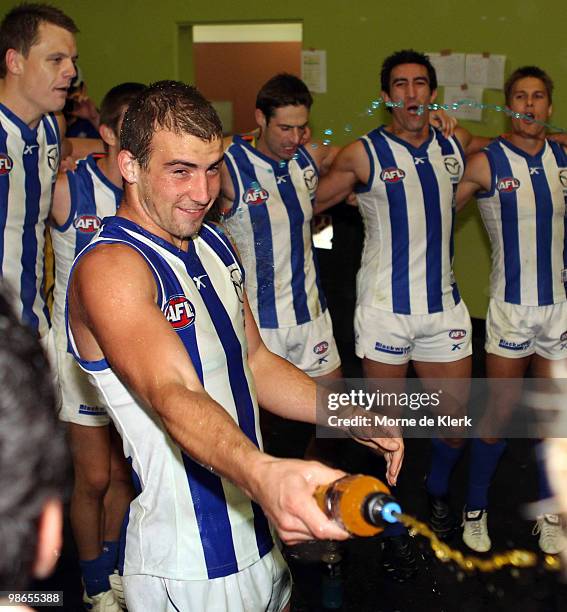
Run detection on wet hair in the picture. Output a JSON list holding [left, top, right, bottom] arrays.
[[0, 285, 69, 589], [99, 82, 146, 142], [504, 66, 553, 105], [256, 73, 313, 122], [120, 80, 223, 169], [0, 3, 78, 79], [380, 49, 437, 94]]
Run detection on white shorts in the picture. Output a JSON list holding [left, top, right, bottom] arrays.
[[56, 348, 110, 426], [261, 310, 341, 377], [486, 299, 567, 360], [122, 546, 291, 612], [355, 300, 472, 365]]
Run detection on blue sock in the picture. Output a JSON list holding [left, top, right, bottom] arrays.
[[426, 438, 464, 497], [80, 553, 111, 597], [466, 439, 506, 511], [536, 446, 553, 501], [102, 540, 119, 574]]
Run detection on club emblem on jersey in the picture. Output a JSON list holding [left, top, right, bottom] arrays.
[[444, 157, 461, 176], [449, 329, 466, 340], [164, 296, 195, 330], [243, 185, 269, 206], [0, 153, 13, 175], [559, 169, 567, 189], [303, 168, 318, 192], [380, 167, 406, 183], [313, 341, 329, 355], [497, 177, 520, 192], [47, 146, 59, 171], [230, 267, 244, 303], [73, 215, 101, 233]]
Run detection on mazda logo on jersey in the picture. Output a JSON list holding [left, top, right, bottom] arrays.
[[497, 177, 520, 192], [0, 153, 13, 175], [313, 341, 329, 355], [230, 267, 244, 303], [559, 169, 567, 189], [73, 215, 101, 233], [47, 146, 59, 171], [304, 168, 318, 192], [164, 296, 196, 330], [449, 329, 466, 340], [444, 157, 461, 176], [380, 167, 406, 183], [243, 186, 269, 206]]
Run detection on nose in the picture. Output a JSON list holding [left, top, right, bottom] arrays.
[[190, 171, 211, 205], [291, 128, 302, 145], [63, 59, 76, 80]]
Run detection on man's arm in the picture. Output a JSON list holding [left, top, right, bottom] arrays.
[[50, 171, 72, 227], [69, 243, 351, 544], [455, 151, 492, 211], [243, 293, 404, 486], [455, 126, 492, 157], [314, 140, 368, 214]]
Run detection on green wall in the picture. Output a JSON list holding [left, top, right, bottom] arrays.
[[15, 0, 566, 318]]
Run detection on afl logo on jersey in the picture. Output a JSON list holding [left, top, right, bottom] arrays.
[[243, 185, 269, 206], [313, 341, 329, 355], [164, 296, 196, 330], [0, 153, 13, 175], [559, 169, 567, 189], [560, 330, 567, 342], [47, 146, 59, 171], [449, 329, 466, 340], [303, 168, 318, 192], [380, 167, 406, 183], [73, 215, 101, 233], [444, 156, 461, 176], [497, 177, 521, 192]]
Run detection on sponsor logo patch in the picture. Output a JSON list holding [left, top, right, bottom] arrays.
[[444, 156, 461, 176], [380, 167, 406, 183], [449, 329, 466, 340], [243, 185, 269, 206], [313, 341, 329, 355], [0, 153, 13, 175], [498, 339, 531, 351], [497, 177, 521, 192], [375, 341, 411, 355], [73, 215, 101, 233], [304, 168, 318, 191], [164, 295, 195, 330], [47, 145, 59, 171], [560, 330, 567, 342], [559, 169, 567, 189]]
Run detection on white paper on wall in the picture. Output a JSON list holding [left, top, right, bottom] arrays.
[[427, 52, 466, 86], [301, 50, 327, 93], [465, 54, 506, 89], [443, 85, 484, 121]]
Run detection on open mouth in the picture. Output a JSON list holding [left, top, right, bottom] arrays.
[[522, 112, 536, 123], [406, 104, 420, 115]]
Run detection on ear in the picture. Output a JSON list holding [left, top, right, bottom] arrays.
[[430, 89, 438, 103], [118, 149, 139, 184], [254, 108, 267, 130], [5, 48, 24, 76], [99, 123, 118, 149], [33, 498, 63, 580], [381, 90, 391, 104], [548, 103, 553, 119]]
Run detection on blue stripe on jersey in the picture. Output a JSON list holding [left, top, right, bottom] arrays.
[[275, 167, 311, 324], [19, 128, 41, 330], [368, 130, 411, 314], [492, 148, 521, 303], [73, 165, 98, 258], [414, 154, 444, 313], [228, 144, 278, 328], [529, 157, 554, 305], [549, 142, 567, 299], [0, 122, 8, 274]]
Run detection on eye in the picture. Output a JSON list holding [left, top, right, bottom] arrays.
[[207, 166, 220, 175]]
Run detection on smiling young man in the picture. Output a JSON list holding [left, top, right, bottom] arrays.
[[67, 81, 403, 611], [0, 3, 78, 339], [220, 74, 343, 383], [456, 66, 567, 554], [315, 49, 492, 578]]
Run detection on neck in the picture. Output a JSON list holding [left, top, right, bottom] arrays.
[[0, 79, 43, 129], [96, 150, 123, 189], [504, 131, 546, 155], [386, 121, 430, 148]]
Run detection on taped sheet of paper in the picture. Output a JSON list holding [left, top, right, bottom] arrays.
[[444, 85, 484, 121], [301, 50, 327, 93], [466, 54, 506, 89], [427, 52, 466, 86]]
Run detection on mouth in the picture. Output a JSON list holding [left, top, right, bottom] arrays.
[[282, 146, 298, 156], [406, 104, 421, 115], [177, 205, 208, 218], [522, 112, 536, 123]]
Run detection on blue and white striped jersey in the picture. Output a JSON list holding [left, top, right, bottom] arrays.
[[51, 154, 122, 349], [355, 126, 465, 315], [222, 136, 326, 328], [66, 216, 273, 580], [0, 104, 60, 336], [477, 137, 567, 306]]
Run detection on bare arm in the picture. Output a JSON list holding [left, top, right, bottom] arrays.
[[455, 126, 492, 157], [50, 171, 72, 227], [69, 243, 352, 544], [314, 140, 368, 214], [455, 151, 492, 211]]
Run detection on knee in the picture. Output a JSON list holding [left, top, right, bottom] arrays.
[[74, 467, 111, 499]]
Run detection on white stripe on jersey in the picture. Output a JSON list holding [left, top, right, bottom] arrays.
[[0, 107, 59, 336], [356, 126, 464, 315], [478, 138, 567, 306]]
